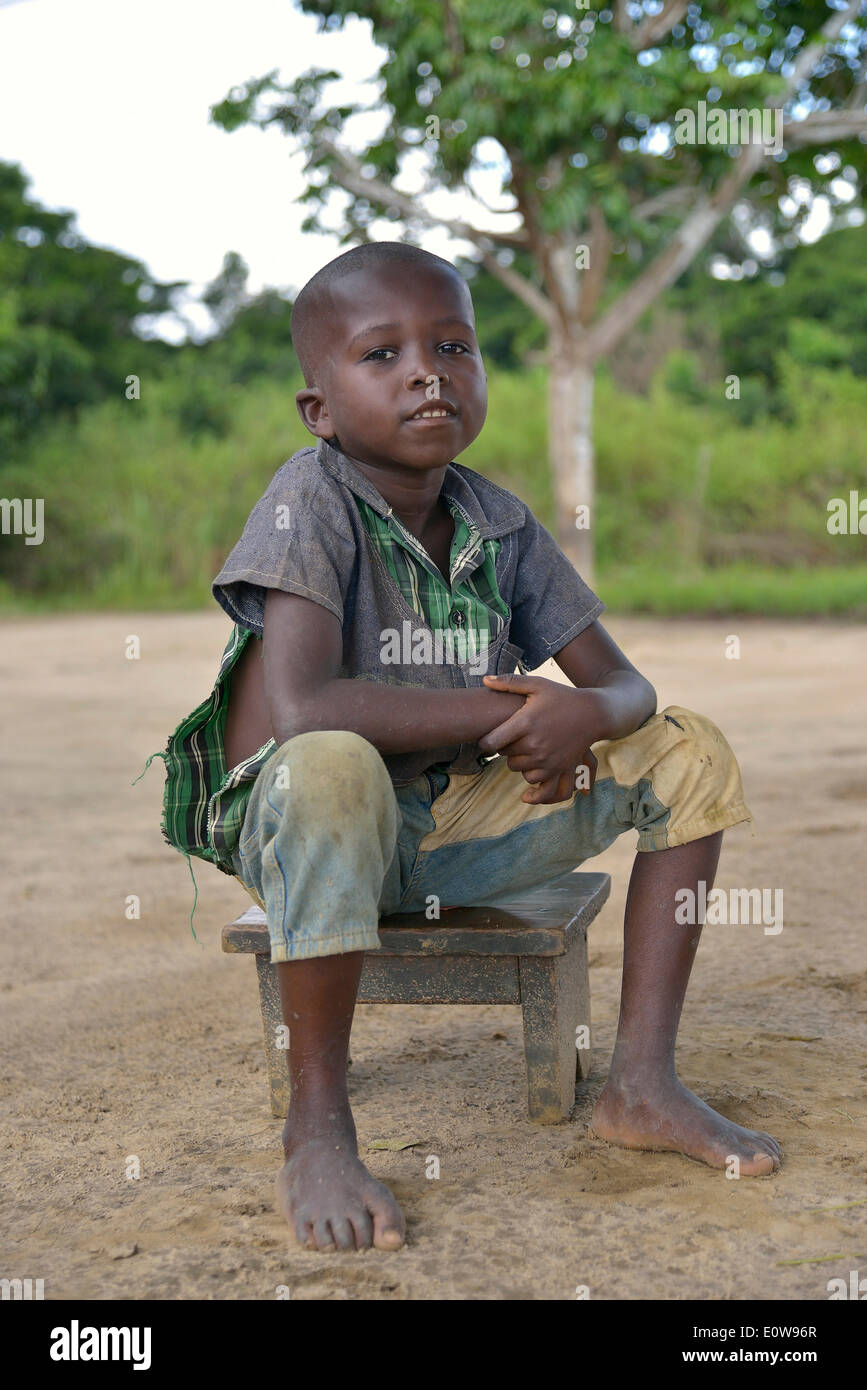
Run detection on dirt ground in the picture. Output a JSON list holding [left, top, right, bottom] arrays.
[[2, 612, 865, 1301]]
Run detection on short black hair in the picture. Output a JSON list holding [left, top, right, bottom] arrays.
[[290, 241, 470, 387]]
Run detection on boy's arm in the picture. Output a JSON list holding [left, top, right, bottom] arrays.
[[481, 620, 655, 748], [552, 620, 657, 740], [477, 621, 657, 804], [262, 588, 524, 751]]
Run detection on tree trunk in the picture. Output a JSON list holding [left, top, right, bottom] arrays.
[[548, 329, 596, 582]]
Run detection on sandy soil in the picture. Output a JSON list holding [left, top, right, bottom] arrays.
[[2, 612, 865, 1301]]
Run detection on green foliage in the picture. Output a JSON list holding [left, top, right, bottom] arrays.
[[786, 317, 851, 369], [3, 354, 864, 616], [664, 349, 707, 406], [195, 284, 299, 383], [672, 227, 867, 399], [211, 3, 866, 271], [0, 161, 183, 451], [455, 252, 545, 368], [598, 563, 867, 617], [0, 367, 310, 604]]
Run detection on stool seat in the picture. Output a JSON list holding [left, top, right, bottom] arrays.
[[222, 869, 610, 1123]]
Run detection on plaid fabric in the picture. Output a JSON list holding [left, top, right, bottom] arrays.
[[160, 491, 509, 873], [355, 494, 508, 640], [157, 622, 260, 875]]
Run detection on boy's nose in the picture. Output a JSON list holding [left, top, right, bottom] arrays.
[[405, 362, 450, 390]]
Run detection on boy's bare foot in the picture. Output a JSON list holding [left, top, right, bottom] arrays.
[[591, 1076, 781, 1175], [277, 1118, 405, 1252]]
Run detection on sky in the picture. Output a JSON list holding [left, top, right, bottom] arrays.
[[0, 0, 485, 338]]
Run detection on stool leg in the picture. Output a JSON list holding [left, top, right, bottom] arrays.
[[519, 932, 591, 1123], [254, 954, 291, 1119], [570, 928, 593, 1085]]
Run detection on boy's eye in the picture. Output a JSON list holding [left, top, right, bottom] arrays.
[[363, 342, 470, 361]]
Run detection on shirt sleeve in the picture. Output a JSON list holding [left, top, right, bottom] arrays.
[[212, 461, 356, 635], [508, 507, 605, 671]]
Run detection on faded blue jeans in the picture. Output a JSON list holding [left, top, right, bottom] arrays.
[[229, 709, 753, 964]]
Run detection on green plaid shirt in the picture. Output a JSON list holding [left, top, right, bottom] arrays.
[[355, 494, 508, 640], [159, 492, 509, 875]]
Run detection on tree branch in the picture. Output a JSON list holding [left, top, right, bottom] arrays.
[[312, 136, 555, 324], [784, 0, 862, 92], [313, 135, 527, 248], [578, 203, 611, 327], [784, 108, 867, 146], [439, 0, 464, 60], [631, 0, 689, 52], [587, 0, 865, 359], [614, 1, 632, 37], [474, 247, 557, 328], [502, 147, 564, 319], [632, 185, 697, 218], [586, 145, 764, 359]]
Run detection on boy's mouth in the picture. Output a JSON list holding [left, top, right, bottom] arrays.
[[405, 399, 458, 423]]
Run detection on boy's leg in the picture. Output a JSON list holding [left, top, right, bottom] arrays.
[[591, 829, 780, 1174], [274, 951, 403, 1252], [395, 704, 780, 1174], [588, 706, 779, 1172], [232, 730, 408, 1252]]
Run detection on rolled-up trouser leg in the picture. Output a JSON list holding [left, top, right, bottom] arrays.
[[385, 706, 753, 913], [592, 704, 753, 852], [230, 730, 401, 963]]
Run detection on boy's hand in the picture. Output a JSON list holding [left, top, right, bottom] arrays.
[[479, 673, 601, 804]]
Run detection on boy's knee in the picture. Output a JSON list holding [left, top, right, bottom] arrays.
[[235, 730, 398, 959], [659, 705, 739, 776], [263, 729, 395, 823], [644, 705, 751, 848], [594, 704, 752, 850]]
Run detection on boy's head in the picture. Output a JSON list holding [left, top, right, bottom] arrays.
[[290, 242, 487, 473]]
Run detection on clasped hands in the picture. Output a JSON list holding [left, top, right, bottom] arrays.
[[479, 672, 601, 805]]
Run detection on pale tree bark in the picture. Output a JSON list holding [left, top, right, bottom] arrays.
[[542, 219, 609, 577], [548, 329, 596, 579]]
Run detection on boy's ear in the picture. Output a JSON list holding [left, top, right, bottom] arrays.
[[295, 387, 335, 439]]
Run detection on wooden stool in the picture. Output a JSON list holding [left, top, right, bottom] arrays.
[[222, 869, 610, 1124]]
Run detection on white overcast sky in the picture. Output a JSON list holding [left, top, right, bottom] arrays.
[[0, 0, 486, 337]]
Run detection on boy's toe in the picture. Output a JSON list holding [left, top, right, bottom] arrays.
[[350, 1208, 374, 1250], [741, 1145, 778, 1176], [373, 1224, 404, 1251], [369, 1197, 405, 1250], [297, 1217, 316, 1250], [313, 1218, 337, 1252], [750, 1130, 782, 1162], [328, 1216, 357, 1251]]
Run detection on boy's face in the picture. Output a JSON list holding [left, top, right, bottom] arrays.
[[296, 263, 487, 474]]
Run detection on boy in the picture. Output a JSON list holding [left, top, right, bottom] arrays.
[[161, 241, 779, 1255]]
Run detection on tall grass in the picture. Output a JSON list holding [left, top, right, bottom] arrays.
[[1, 356, 865, 614]]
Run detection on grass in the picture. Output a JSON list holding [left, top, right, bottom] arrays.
[[596, 563, 867, 617]]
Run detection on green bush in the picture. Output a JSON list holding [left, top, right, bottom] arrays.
[[1, 354, 865, 615]]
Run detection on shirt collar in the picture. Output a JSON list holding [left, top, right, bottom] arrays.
[[314, 435, 524, 539]]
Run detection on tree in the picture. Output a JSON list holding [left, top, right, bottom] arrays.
[[212, 0, 867, 573], [200, 284, 300, 382], [0, 161, 183, 451], [673, 222, 867, 390], [201, 250, 252, 335]]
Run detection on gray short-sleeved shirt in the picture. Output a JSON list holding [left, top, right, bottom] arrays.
[[213, 436, 604, 783]]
